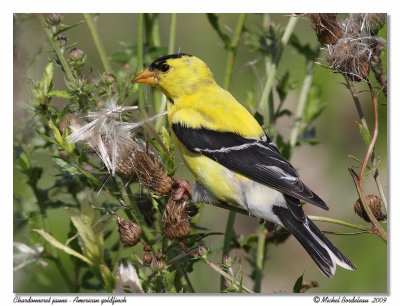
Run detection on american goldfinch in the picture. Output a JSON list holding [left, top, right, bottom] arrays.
[[133, 53, 356, 277]]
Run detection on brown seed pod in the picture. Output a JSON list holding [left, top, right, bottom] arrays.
[[143, 253, 153, 267], [116, 216, 142, 247], [354, 195, 386, 222], [143, 245, 152, 253], [163, 198, 191, 240], [308, 13, 343, 45], [116, 148, 173, 195]]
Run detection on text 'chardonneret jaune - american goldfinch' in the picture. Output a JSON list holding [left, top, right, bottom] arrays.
[[133, 53, 356, 277]]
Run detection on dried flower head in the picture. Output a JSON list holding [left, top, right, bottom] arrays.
[[142, 253, 153, 267], [116, 148, 173, 195], [143, 245, 152, 253], [308, 13, 343, 45], [67, 98, 166, 177], [163, 198, 191, 240], [326, 37, 371, 81], [354, 195, 386, 222], [116, 216, 142, 247]]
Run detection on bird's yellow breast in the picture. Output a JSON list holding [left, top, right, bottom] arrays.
[[168, 84, 264, 138]]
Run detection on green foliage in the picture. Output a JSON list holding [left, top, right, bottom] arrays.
[[292, 273, 304, 293]]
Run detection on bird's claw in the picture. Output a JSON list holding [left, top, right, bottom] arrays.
[[171, 178, 192, 201]]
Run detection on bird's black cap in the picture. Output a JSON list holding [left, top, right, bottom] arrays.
[[149, 53, 192, 71]]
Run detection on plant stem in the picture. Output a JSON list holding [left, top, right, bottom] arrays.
[[308, 215, 371, 231], [349, 169, 387, 242], [168, 14, 177, 54], [210, 201, 373, 233], [254, 223, 266, 292], [290, 59, 314, 147], [344, 77, 387, 213], [258, 16, 298, 123], [39, 15, 75, 82], [84, 13, 112, 74], [223, 13, 247, 90], [219, 13, 247, 292], [137, 13, 145, 108], [359, 82, 378, 181], [220, 211, 236, 291], [345, 82, 386, 243]]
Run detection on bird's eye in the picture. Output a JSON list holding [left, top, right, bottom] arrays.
[[159, 63, 170, 72]]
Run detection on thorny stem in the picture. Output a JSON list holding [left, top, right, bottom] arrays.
[[254, 224, 266, 293], [84, 14, 113, 74], [203, 258, 254, 293], [258, 16, 298, 122], [39, 15, 75, 82], [177, 248, 254, 294], [349, 169, 387, 242], [220, 211, 236, 291], [137, 13, 145, 108], [360, 82, 379, 181], [346, 79, 387, 243], [344, 77, 387, 213], [290, 59, 315, 147], [223, 13, 247, 90]]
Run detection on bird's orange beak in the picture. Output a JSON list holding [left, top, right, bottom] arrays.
[[132, 69, 159, 85]]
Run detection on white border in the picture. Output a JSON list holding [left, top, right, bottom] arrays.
[[4, 1, 399, 305]]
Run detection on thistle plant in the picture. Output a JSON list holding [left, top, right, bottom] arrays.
[[13, 13, 387, 293]]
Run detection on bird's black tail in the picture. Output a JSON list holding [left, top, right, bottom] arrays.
[[272, 206, 357, 277]]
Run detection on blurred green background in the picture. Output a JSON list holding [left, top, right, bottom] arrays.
[[13, 13, 387, 293]]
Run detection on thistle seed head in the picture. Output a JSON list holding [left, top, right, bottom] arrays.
[[308, 13, 343, 45], [163, 198, 191, 240], [142, 253, 153, 267], [354, 194, 386, 222], [116, 216, 142, 247]]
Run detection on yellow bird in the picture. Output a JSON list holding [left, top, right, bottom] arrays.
[[134, 53, 356, 277]]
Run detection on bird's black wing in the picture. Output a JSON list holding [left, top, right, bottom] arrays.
[[172, 123, 328, 212]]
